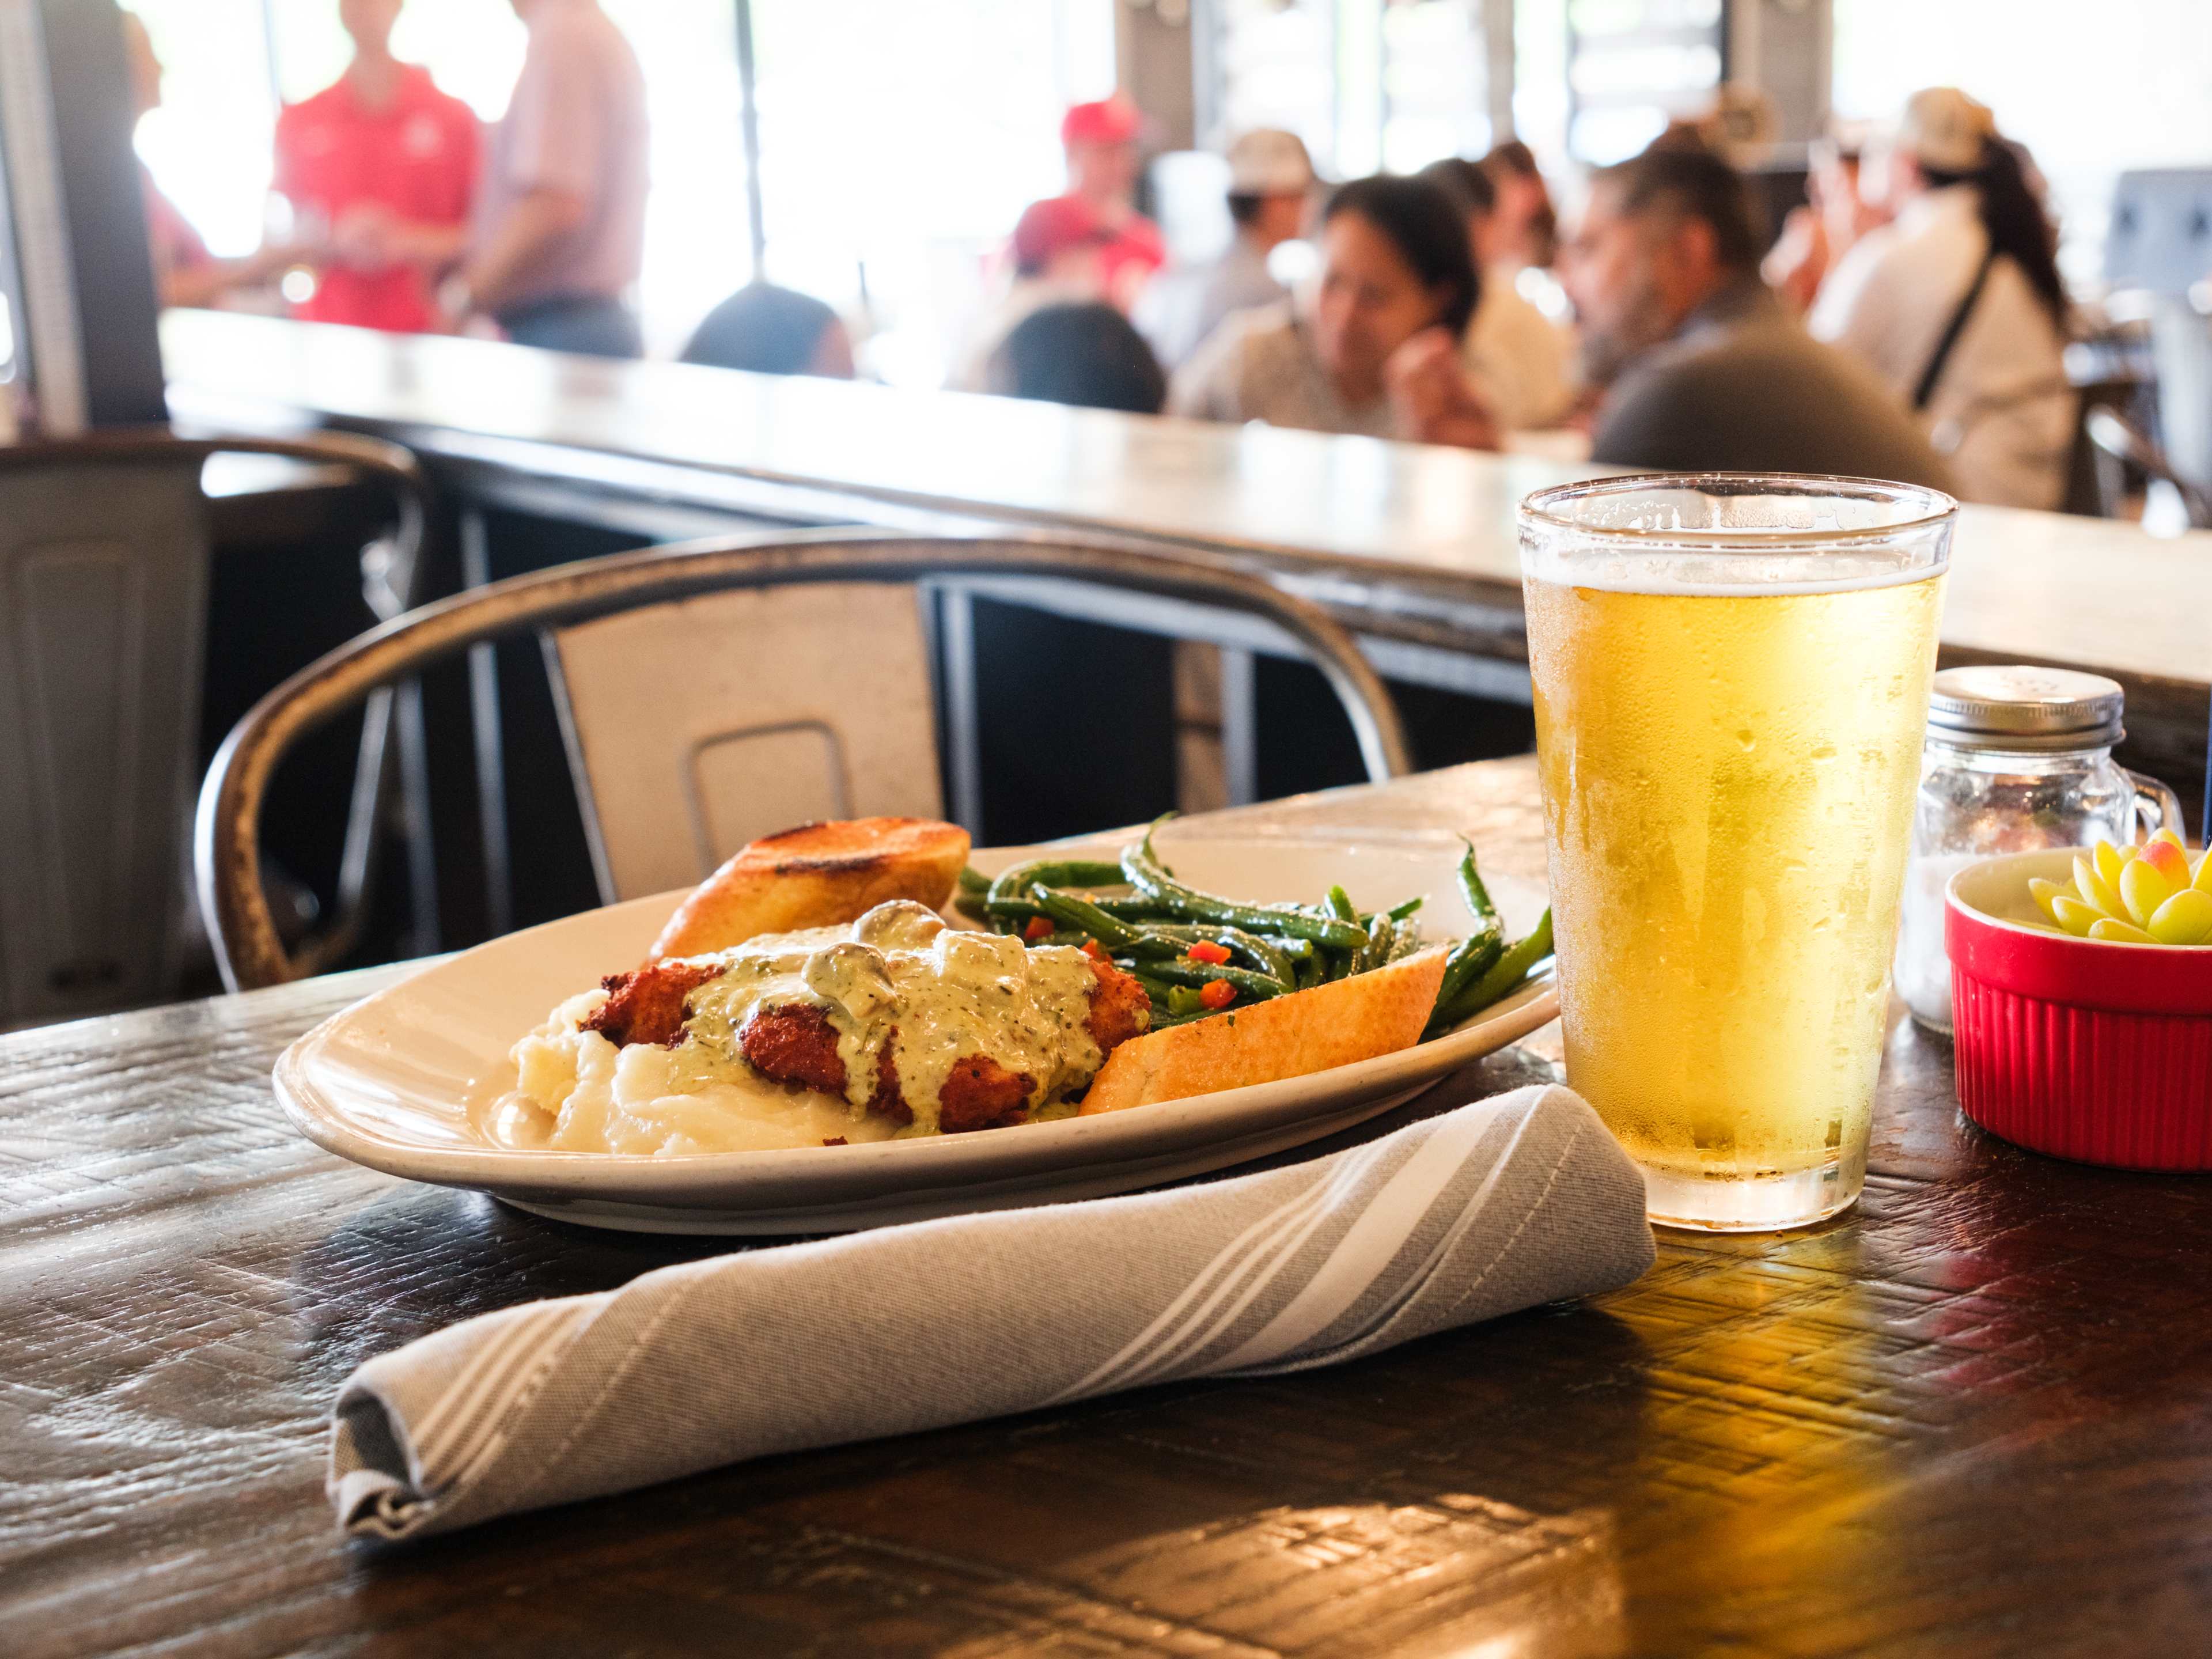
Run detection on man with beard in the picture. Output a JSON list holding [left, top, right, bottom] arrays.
[[1562, 143, 1950, 488]]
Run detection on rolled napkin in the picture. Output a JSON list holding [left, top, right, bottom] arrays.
[[331, 1081, 1653, 1540]]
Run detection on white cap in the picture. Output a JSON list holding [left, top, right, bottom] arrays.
[[1896, 86, 1996, 173], [1226, 128, 1315, 197]]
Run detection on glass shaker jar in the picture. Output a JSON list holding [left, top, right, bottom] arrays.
[[1897, 665, 2184, 1033]]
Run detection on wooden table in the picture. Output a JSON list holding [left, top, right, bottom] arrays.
[[7, 760, 2210, 1657]]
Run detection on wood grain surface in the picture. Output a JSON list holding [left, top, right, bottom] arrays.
[[6, 761, 2211, 1658]]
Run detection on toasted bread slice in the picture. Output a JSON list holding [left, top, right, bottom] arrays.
[[650, 817, 970, 960], [1079, 946, 1449, 1115]]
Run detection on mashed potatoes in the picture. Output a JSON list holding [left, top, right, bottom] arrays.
[[489, 900, 1123, 1156]]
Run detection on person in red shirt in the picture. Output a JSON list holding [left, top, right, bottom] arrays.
[[272, 0, 479, 334], [1054, 98, 1164, 308]]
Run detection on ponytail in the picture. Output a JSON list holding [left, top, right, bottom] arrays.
[[1922, 140, 2067, 329]]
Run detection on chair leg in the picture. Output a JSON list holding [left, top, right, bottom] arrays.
[[295, 684, 396, 976], [935, 582, 986, 838], [1218, 645, 1260, 807], [460, 509, 513, 938], [396, 678, 441, 955]]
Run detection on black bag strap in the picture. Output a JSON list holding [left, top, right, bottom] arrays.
[[1912, 246, 1998, 411]]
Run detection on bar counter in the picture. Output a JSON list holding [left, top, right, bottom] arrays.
[[164, 311, 2212, 799]]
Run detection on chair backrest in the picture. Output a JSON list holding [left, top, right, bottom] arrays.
[[544, 582, 944, 900], [0, 427, 426, 1026], [199, 531, 1412, 991]]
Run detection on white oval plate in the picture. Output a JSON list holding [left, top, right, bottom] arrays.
[[274, 824, 1556, 1233]]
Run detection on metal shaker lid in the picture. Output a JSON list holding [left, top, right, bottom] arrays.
[[1925, 665, 2125, 752]]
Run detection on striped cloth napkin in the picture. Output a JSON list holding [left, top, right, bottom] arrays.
[[331, 1080, 1653, 1541]]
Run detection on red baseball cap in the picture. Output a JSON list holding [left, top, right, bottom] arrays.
[[1061, 97, 1142, 149], [1011, 195, 1111, 270]]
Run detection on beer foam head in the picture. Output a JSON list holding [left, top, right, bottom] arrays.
[[1518, 475, 1955, 595]]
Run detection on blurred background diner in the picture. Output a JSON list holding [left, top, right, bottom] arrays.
[[3, 0, 2212, 1028]]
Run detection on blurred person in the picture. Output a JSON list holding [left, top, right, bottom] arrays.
[[952, 195, 1114, 391], [272, 0, 479, 334], [1686, 84, 1780, 171], [1763, 129, 1883, 314], [1056, 97, 1165, 306], [1481, 141, 1558, 271], [1169, 174, 1498, 450], [1559, 144, 1950, 488], [1134, 129, 1314, 371], [1419, 157, 1576, 430], [1808, 88, 2074, 509], [680, 282, 854, 377], [442, 0, 648, 358], [987, 302, 1166, 414], [123, 13, 298, 309]]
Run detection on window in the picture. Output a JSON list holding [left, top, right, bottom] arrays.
[[1207, 0, 1501, 181], [1832, 0, 2212, 283], [748, 0, 1113, 387], [123, 0, 1109, 369]]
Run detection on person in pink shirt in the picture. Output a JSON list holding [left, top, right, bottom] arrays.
[[272, 0, 480, 334], [441, 0, 649, 357], [1051, 98, 1164, 309]]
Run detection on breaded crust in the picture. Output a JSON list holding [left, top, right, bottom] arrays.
[[1085, 957, 1153, 1051], [650, 817, 970, 961], [1078, 947, 1450, 1116], [584, 960, 722, 1048], [935, 1054, 1035, 1134], [737, 1003, 849, 1096]]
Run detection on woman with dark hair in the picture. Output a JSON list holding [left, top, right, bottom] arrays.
[[1419, 157, 1577, 430], [1809, 88, 2074, 509], [1168, 174, 1498, 449]]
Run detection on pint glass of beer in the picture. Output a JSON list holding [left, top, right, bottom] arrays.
[[1519, 475, 1955, 1231]]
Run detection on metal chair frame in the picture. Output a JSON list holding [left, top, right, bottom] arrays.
[[0, 426, 430, 1018], [198, 531, 1413, 992], [2084, 406, 2212, 529]]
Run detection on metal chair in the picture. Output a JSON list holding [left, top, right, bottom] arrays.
[[0, 427, 429, 1026], [198, 531, 1413, 991], [2084, 406, 2212, 530]]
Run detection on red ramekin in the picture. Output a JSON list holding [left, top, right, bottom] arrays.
[[1946, 849, 2212, 1169]]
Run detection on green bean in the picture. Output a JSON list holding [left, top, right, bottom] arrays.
[[1431, 909, 1554, 1033], [1455, 840, 1501, 932], [1149, 1005, 1224, 1029], [1129, 969, 1175, 1003], [1031, 885, 1141, 948], [1032, 889, 1185, 960], [1120, 819, 1366, 950], [1122, 957, 1287, 1001], [1324, 884, 1358, 923], [1164, 983, 1205, 1017], [984, 857, 1126, 914], [957, 865, 991, 896], [1430, 842, 1508, 1009], [1361, 914, 1393, 974], [950, 891, 991, 925], [1294, 951, 1323, 990], [1387, 895, 1425, 923], [1138, 922, 1297, 986], [1433, 930, 1503, 1012]]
